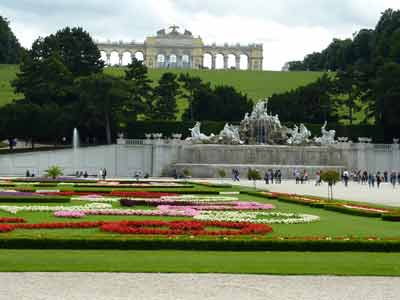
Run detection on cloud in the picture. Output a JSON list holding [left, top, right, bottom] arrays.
[[1, 0, 400, 70]]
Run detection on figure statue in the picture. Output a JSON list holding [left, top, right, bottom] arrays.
[[218, 123, 243, 144], [186, 122, 213, 143], [184, 29, 192, 36], [314, 122, 336, 145], [157, 29, 166, 36], [287, 124, 311, 145]]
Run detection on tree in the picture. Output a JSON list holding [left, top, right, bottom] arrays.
[[332, 67, 363, 125], [75, 74, 131, 144], [320, 170, 340, 200], [12, 53, 75, 106], [151, 72, 179, 120], [187, 84, 253, 122], [44, 165, 63, 179], [247, 168, 261, 189], [29, 27, 103, 77], [124, 58, 153, 119], [217, 169, 226, 183], [179, 73, 203, 121], [0, 16, 23, 64]]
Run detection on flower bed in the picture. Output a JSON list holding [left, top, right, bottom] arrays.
[[110, 191, 177, 198], [0, 220, 273, 236], [194, 211, 320, 224], [120, 195, 240, 207], [0, 217, 26, 223], [0, 203, 112, 214]]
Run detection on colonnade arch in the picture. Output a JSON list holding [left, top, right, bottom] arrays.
[[201, 52, 250, 70]]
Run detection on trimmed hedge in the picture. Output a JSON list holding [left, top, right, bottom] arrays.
[[0, 196, 70, 203], [324, 204, 383, 218], [0, 237, 400, 251], [382, 214, 400, 222]]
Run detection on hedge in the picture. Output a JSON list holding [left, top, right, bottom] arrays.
[[0, 237, 400, 251], [382, 214, 400, 222], [0, 196, 70, 203]]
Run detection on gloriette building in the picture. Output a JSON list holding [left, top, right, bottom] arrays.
[[96, 26, 263, 71]]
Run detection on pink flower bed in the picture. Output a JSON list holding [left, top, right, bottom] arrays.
[[54, 211, 86, 218], [157, 202, 274, 212]]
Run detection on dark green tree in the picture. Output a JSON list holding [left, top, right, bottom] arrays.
[[151, 72, 179, 120], [124, 58, 153, 119], [179, 73, 203, 121], [0, 16, 23, 64], [12, 53, 74, 105], [29, 27, 103, 76], [75, 74, 131, 144]]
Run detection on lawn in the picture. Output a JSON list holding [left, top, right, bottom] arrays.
[[1, 180, 400, 275], [1, 250, 400, 275]]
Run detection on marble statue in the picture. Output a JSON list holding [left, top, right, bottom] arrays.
[[240, 98, 288, 144], [314, 122, 336, 145], [218, 123, 243, 145], [186, 122, 214, 143], [287, 124, 311, 145]]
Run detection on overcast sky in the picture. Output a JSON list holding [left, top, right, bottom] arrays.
[[2, 0, 400, 70]]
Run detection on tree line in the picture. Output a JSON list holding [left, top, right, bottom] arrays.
[[272, 9, 400, 140], [0, 21, 252, 146]]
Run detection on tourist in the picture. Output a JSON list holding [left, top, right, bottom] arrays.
[[25, 170, 30, 177], [294, 169, 300, 184], [98, 169, 103, 179], [264, 171, 269, 184], [234, 169, 240, 181], [275, 170, 282, 184], [83, 171, 88, 178], [343, 169, 349, 187], [303, 170, 308, 183], [397, 172, 400, 185], [384, 171, 388, 183], [269, 169, 274, 184], [135, 171, 140, 181], [376, 172, 382, 188], [390, 171, 396, 188], [102, 168, 107, 180], [315, 171, 321, 186]]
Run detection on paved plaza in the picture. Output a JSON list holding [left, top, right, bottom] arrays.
[[203, 179, 400, 207], [0, 273, 399, 300]]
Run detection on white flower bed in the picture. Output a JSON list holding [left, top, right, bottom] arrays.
[[71, 196, 121, 202], [160, 195, 238, 202], [0, 203, 112, 214], [194, 211, 320, 224]]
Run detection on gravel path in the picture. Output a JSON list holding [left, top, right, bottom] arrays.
[[201, 179, 400, 207], [0, 273, 399, 300]]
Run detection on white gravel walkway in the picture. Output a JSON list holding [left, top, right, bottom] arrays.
[[200, 179, 400, 207], [0, 273, 399, 300]]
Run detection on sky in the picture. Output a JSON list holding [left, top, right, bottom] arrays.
[[1, 0, 400, 70]]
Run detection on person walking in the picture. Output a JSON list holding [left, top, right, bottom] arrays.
[[390, 171, 396, 188], [315, 171, 321, 186], [264, 171, 269, 184], [376, 172, 381, 188], [102, 168, 107, 180], [343, 170, 349, 187]]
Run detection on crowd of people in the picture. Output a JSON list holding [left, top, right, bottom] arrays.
[[341, 169, 400, 188]]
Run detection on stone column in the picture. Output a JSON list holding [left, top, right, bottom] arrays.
[[235, 55, 240, 70], [118, 53, 123, 66], [223, 55, 229, 69], [211, 55, 216, 69]]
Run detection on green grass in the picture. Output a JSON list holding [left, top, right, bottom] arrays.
[[1, 250, 400, 275], [0, 64, 22, 105], [105, 67, 324, 101]]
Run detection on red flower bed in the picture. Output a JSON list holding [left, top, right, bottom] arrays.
[[0, 217, 26, 223], [1, 220, 272, 236], [110, 191, 177, 198], [0, 224, 14, 232], [100, 220, 272, 236]]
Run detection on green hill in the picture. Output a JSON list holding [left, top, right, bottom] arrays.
[[105, 67, 323, 101], [1, 64, 323, 118], [0, 64, 22, 105]]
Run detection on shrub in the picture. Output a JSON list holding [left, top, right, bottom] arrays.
[[44, 166, 63, 179]]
